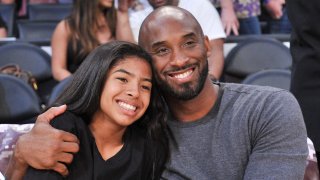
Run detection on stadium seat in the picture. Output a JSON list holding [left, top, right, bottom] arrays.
[[242, 69, 291, 90], [28, 3, 72, 21], [0, 42, 56, 104], [47, 76, 72, 106], [17, 20, 58, 42], [0, 74, 41, 124], [223, 38, 292, 83]]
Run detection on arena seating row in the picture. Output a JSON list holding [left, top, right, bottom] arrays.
[[0, 3, 72, 40]]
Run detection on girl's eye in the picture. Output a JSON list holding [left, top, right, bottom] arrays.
[[116, 77, 127, 83], [142, 85, 151, 91]]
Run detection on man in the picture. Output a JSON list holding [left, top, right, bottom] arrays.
[[7, 6, 308, 179], [130, 0, 226, 80], [287, 0, 320, 173]]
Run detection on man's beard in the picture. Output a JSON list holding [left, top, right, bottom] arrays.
[[157, 60, 208, 101]]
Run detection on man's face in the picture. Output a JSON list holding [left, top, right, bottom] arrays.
[[140, 16, 210, 100], [147, 0, 174, 8]]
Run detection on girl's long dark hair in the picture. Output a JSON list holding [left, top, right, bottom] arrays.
[[54, 41, 169, 179]]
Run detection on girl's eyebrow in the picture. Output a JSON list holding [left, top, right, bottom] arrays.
[[113, 69, 132, 75], [113, 69, 152, 83]]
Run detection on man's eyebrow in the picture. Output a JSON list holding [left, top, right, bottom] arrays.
[[182, 32, 197, 39], [150, 32, 197, 50], [113, 69, 152, 83], [151, 41, 166, 49]]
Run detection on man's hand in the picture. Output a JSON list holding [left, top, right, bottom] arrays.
[[11, 105, 79, 177]]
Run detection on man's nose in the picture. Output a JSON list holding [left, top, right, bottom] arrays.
[[170, 49, 189, 67]]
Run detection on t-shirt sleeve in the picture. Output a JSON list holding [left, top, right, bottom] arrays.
[[23, 168, 63, 180], [244, 90, 308, 179]]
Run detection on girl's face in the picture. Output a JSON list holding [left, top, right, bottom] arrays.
[[97, 56, 152, 128], [99, 0, 113, 8]]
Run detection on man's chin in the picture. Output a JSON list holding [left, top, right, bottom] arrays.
[[162, 83, 198, 100]]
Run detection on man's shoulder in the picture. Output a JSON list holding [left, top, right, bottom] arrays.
[[220, 83, 296, 104], [221, 83, 288, 95]]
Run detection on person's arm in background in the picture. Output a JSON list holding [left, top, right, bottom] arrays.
[[51, 20, 72, 81], [116, 0, 136, 43], [0, 17, 7, 38], [208, 38, 224, 80], [0, 12, 8, 37], [263, 0, 285, 19], [5, 105, 79, 180], [219, 0, 239, 36], [0, 27, 7, 37]]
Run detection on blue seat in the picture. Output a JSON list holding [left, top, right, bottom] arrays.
[[223, 38, 292, 83], [28, 4, 72, 21], [17, 20, 58, 42], [242, 69, 291, 90], [0, 42, 56, 104], [47, 76, 72, 106], [0, 74, 41, 124]]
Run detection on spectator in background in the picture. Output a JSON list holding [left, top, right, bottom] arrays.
[[288, 0, 320, 173], [51, 0, 135, 81], [0, 0, 57, 19], [0, 0, 26, 18], [29, 0, 57, 3], [211, 0, 261, 35], [0, 15, 7, 37], [263, 0, 291, 34], [234, 0, 262, 35], [210, 0, 239, 36], [133, 0, 226, 80]]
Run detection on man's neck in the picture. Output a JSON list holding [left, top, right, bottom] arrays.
[[165, 78, 219, 122]]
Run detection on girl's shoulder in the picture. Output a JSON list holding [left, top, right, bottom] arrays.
[[50, 111, 87, 134]]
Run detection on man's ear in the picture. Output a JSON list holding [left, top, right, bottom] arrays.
[[203, 35, 211, 57]]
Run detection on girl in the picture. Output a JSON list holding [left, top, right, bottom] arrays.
[[51, 0, 135, 81], [24, 41, 169, 179]]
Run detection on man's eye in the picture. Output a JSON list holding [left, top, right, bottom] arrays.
[[116, 77, 128, 83], [155, 48, 170, 56], [184, 41, 196, 47]]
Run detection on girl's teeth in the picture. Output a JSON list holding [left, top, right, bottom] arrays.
[[118, 101, 136, 111]]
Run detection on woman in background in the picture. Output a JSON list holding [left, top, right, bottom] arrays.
[[52, 0, 135, 81]]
